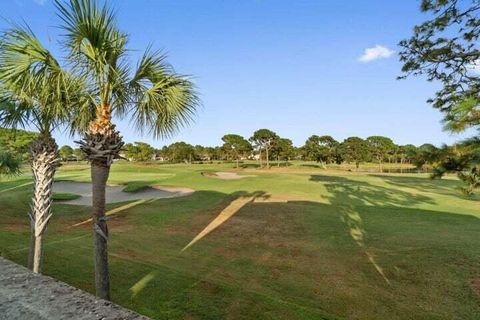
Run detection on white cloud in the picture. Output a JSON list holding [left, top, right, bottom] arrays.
[[33, 0, 47, 5], [358, 45, 394, 63]]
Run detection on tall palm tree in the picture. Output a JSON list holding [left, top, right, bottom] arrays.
[[55, 0, 199, 300], [0, 25, 80, 273]]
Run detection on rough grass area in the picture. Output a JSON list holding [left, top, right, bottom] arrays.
[[0, 161, 479, 320], [52, 192, 81, 201]]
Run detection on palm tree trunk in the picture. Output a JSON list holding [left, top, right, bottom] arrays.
[[28, 134, 60, 273], [27, 231, 35, 269], [76, 109, 123, 300], [91, 162, 110, 300]]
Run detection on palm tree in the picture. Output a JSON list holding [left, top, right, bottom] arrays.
[[0, 25, 80, 273], [55, 0, 199, 300]]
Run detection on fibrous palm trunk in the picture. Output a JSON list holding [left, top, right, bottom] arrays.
[[28, 133, 60, 273], [77, 106, 123, 300]]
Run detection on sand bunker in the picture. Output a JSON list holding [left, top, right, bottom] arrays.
[[53, 181, 194, 206], [201, 172, 256, 180]]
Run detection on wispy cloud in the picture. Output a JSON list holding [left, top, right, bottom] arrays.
[[359, 45, 394, 63], [33, 0, 47, 5]]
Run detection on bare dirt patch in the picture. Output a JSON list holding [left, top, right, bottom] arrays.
[[471, 278, 480, 296], [53, 181, 194, 206]]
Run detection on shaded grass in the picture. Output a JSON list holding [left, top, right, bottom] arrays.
[[52, 192, 81, 201]]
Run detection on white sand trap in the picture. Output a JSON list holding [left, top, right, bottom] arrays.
[[202, 172, 256, 180], [53, 181, 194, 206]]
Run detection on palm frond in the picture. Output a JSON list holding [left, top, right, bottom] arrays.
[[128, 48, 199, 138], [0, 23, 86, 133], [55, 0, 128, 102]]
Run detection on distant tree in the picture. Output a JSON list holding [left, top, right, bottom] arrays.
[[340, 137, 369, 170], [250, 129, 278, 168], [59, 145, 74, 161], [0, 128, 37, 160], [193, 145, 205, 161], [403, 144, 419, 164], [303, 135, 339, 164], [366, 136, 395, 172], [167, 142, 195, 163], [0, 150, 21, 176], [73, 148, 85, 161], [413, 143, 439, 169], [203, 147, 220, 161], [155, 146, 170, 161], [123, 142, 155, 162], [272, 138, 295, 166], [221, 134, 252, 168], [399, 0, 480, 132]]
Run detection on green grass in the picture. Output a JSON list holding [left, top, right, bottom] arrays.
[[0, 161, 479, 319], [52, 192, 81, 201]]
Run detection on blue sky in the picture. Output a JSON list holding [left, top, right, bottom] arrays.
[[1, 0, 474, 147]]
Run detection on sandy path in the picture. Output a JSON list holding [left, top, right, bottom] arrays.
[[53, 181, 193, 206]]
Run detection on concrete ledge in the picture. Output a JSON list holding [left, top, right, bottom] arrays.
[[0, 257, 149, 320]]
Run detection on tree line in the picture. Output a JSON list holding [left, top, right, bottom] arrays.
[[55, 129, 459, 172]]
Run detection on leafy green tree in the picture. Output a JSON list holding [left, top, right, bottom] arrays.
[[431, 139, 480, 195], [399, 0, 480, 131], [272, 138, 295, 166], [167, 142, 195, 163], [55, 0, 199, 299], [73, 148, 85, 160], [123, 142, 154, 162], [303, 135, 339, 164], [0, 150, 21, 176], [0, 128, 37, 159], [59, 145, 74, 160], [194, 145, 206, 161], [413, 143, 439, 169], [399, 0, 480, 195], [403, 144, 418, 165], [250, 129, 278, 168], [204, 146, 221, 161], [340, 137, 369, 170], [366, 136, 395, 172], [0, 24, 80, 274], [221, 134, 252, 168]]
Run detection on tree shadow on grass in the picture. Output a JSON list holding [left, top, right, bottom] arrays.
[[369, 174, 479, 200], [310, 174, 437, 284], [310, 174, 435, 208]]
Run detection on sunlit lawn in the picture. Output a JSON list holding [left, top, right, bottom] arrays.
[[0, 161, 479, 319]]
